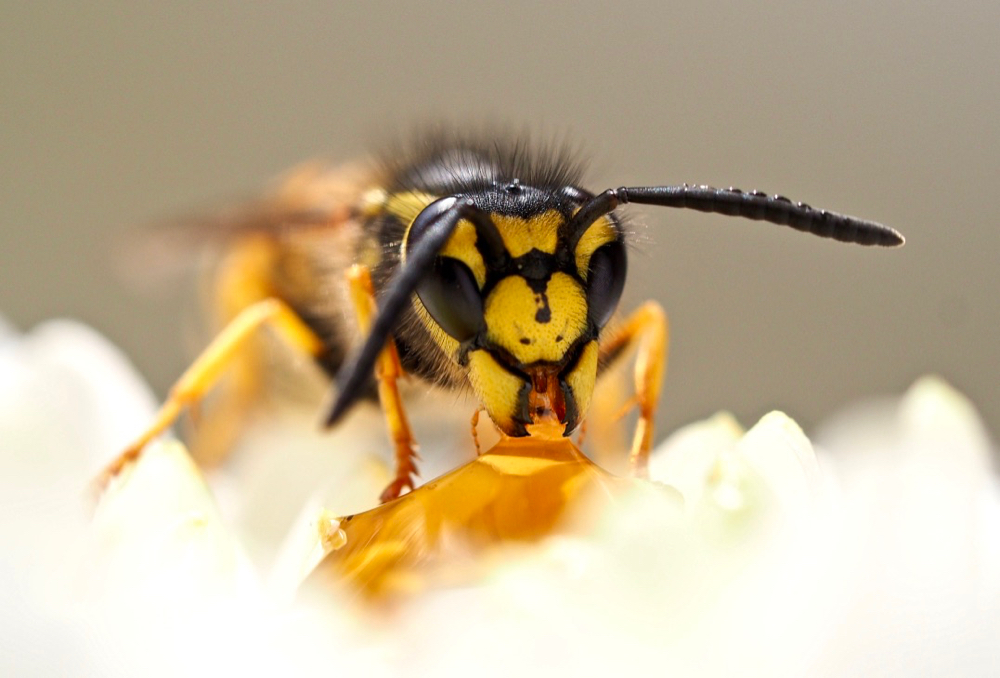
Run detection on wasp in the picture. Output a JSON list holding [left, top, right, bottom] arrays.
[[98, 131, 903, 503]]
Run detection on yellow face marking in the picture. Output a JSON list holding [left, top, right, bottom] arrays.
[[438, 209, 568, 288], [492, 210, 563, 258], [574, 216, 617, 281], [484, 272, 588, 365], [391, 190, 488, 286], [439, 222, 486, 287], [563, 340, 599, 422], [467, 350, 527, 433]]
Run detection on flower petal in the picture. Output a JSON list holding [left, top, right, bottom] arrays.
[[648, 411, 743, 507], [87, 439, 255, 604]]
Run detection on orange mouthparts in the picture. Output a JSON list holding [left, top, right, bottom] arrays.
[[527, 367, 566, 426]]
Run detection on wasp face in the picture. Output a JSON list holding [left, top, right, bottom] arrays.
[[406, 187, 627, 437]]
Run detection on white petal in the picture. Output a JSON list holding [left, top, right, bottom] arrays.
[[86, 439, 255, 605], [812, 377, 1000, 676], [737, 410, 826, 515], [0, 318, 161, 601], [0, 319, 157, 485], [648, 411, 743, 507]]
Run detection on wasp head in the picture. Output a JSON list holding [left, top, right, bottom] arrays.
[[406, 185, 627, 436], [326, 170, 901, 436]]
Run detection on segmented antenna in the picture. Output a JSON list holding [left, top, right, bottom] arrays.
[[567, 185, 903, 248]]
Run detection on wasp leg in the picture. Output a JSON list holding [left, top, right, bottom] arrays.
[[346, 265, 420, 504], [597, 302, 669, 478], [95, 298, 326, 491], [471, 407, 485, 456], [191, 235, 278, 466]]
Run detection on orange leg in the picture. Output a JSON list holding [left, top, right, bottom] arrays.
[[95, 298, 325, 491], [597, 302, 669, 477], [189, 235, 278, 466], [471, 407, 485, 456], [346, 265, 420, 504]]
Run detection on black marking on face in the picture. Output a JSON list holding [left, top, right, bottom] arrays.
[[524, 274, 548, 293], [534, 291, 551, 323]]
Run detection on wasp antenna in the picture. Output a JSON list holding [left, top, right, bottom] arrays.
[[568, 185, 903, 247], [565, 189, 622, 251], [324, 198, 477, 428]]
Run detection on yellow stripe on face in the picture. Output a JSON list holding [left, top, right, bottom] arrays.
[[467, 349, 527, 433], [563, 340, 599, 423], [492, 210, 563, 257], [484, 272, 588, 365], [393, 191, 487, 287], [574, 216, 617, 280], [439, 222, 486, 287]]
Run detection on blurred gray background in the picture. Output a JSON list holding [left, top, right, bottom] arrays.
[[3, 2, 997, 440]]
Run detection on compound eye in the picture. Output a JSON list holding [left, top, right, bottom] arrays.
[[416, 257, 484, 342], [585, 241, 627, 329]]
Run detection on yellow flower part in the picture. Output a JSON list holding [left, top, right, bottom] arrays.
[[306, 424, 673, 601]]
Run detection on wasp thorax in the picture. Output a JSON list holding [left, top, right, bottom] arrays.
[[483, 272, 587, 366]]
